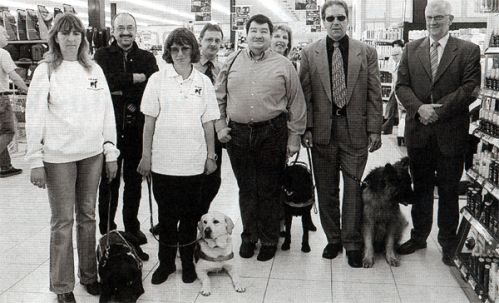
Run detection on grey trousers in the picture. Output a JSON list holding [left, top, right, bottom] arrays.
[[312, 116, 368, 251], [45, 154, 102, 294]]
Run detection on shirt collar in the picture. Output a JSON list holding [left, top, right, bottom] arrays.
[[166, 63, 195, 81], [429, 33, 450, 50], [199, 53, 217, 66], [246, 48, 271, 61], [327, 34, 349, 49]]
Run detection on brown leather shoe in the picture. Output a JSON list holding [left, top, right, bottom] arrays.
[[57, 292, 76, 303]]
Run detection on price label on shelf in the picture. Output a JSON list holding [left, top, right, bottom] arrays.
[[485, 181, 495, 193]]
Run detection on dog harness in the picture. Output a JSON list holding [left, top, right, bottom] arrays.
[[197, 250, 234, 262]]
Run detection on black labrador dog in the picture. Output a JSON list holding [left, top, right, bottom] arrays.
[[97, 231, 149, 303]]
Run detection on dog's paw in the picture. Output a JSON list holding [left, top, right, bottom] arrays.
[[386, 253, 400, 267], [234, 283, 246, 293], [281, 242, 290, 251], [301, 243, 311, 253], [362, 256, 374, 268], [200, 288, 212, 296]]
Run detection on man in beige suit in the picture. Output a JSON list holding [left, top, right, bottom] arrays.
[[300, 0, 382, 268]]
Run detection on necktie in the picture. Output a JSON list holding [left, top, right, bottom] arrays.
[[331, 42, 348, 108], [205, 61, 215, 84], [430, 41, 440, 82]]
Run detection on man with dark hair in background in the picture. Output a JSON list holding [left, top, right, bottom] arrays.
[[216, 14, 306, 262], [94, 12, 158, 243]]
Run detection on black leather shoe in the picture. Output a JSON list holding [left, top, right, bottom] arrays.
[[397, 239, 427, 255], [151, 263, 176, 285], [82, 281, 100, 295], [442, 253, 455, 266], [257, 245, 277, 261], [133, 230, 148, 245], [57, 292, 76, 303], [239, 242, 256, 258], [322, 243, 342, 259], [346, 250, 363, 268]]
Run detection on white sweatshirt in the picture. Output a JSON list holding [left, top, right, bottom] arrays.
[[26, 61, 119, 168]]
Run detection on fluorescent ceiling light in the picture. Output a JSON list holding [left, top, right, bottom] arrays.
[[113, 0, 193, 20], [212, 2, 230, 15], [256, 0, 294, 22], [117, 9, 182, 25]]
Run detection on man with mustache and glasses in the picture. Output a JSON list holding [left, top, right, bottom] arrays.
[[216, 14, 306, 262], [94, 12, 158, 244], [395, 0, 481, 266], [300, 0, 382, 268]]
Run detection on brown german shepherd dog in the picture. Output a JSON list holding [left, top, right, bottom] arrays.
[[361, 157, 413, 268]]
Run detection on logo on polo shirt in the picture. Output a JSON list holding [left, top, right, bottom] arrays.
[[194, 86, 202, 95], [87, 78, 103, 90]]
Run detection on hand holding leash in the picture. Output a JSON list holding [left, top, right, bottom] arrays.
[[301, 130, 313, 148], [137, 157, 152, 178]]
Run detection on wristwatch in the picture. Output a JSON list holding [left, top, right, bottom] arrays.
[[207, 153, 218, 161]]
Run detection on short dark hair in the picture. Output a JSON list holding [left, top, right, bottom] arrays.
[[391, 39, 405, 48], [199, 23, 223, 40], [321, 0, 349, 20], [111, 12, 136, 29], [245, 14, 273, 35], [162, 27, 201, 64]]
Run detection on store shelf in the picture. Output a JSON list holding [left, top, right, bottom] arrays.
[[485, 47, 499, 55], [7, 40, 47, 44], [467, 169, 499, 201], [452, 258, 490, 303], [480, 88, 497, 98], [471, 124, 499, 148], [460, 207, 499, 252]]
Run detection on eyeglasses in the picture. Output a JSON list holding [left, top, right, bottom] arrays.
[[170, 46, 192, 54], [425, 15, 450, 22], [325, 15, 346, 22]]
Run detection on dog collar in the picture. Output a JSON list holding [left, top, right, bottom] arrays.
[[198, 250, 234, 262]]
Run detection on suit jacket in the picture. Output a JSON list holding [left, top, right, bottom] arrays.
[[395, 36, 481, 156], [299, 37, 382, 148]]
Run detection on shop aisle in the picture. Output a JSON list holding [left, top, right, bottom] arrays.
[[0, 133, 471, 303]]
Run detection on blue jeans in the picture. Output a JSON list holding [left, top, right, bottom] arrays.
[[44, 154, 103, 294], [0, 95, 15, 170], [226, 114, 287, 246]]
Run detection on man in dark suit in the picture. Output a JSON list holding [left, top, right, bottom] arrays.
[[395, 0, 481, 266], [300, 0, 382, 268]]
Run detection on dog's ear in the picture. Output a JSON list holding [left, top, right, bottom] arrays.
[[197, 220, 204, 235], [225, 215, 235, 235], [384, 163, 396, 174]]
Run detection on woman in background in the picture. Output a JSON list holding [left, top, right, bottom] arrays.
[[26, 13, 118, 303]]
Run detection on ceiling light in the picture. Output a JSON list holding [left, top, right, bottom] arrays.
[[117, 9, 182, 25], [212, 2, 230, 15], [113, 0, 193, 20], [256, 0, 294, 22]]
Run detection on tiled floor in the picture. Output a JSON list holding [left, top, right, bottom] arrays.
[[0, 134, 472, 303]]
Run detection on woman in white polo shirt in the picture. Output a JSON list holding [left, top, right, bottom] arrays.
[[137, 27, 219, 285]]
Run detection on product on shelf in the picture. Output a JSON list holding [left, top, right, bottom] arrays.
[[26, 9, 40, 40], [16, 9, 27, 40], [2, 10, 18, 41]]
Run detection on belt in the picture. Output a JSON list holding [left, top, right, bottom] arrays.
[[230, 113, 286, 128], [333, 107, 346, 117], [0, 92, 14, 96]]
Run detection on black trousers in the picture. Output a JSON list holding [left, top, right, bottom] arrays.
[[152, 172, 208, 263], [98, 129, 143, 235], [407, 134, 463, 253]]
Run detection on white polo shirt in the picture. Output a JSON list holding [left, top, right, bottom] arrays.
[[141, 64, 220, 176], [0, 48, 17, 92]]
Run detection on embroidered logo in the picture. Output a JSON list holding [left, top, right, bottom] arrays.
[[87, 78, 102, 90], [194, 86, 202, 95]]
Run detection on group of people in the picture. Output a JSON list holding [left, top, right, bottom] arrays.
[[0, 0, 481, 302]]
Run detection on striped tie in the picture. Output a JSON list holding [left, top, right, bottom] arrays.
[[430, 41, 440, 82], [331, 42, 348, 108]]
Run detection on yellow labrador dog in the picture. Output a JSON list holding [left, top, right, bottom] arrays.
[[196, 211, 246, 296]]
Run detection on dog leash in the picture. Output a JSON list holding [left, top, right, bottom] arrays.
[[146, 176, 200, 248], [304, 147, 318, 214], [340, 166, 368, 188]]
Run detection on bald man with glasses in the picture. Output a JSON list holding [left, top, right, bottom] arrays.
[[395, 0, 481, 266]]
